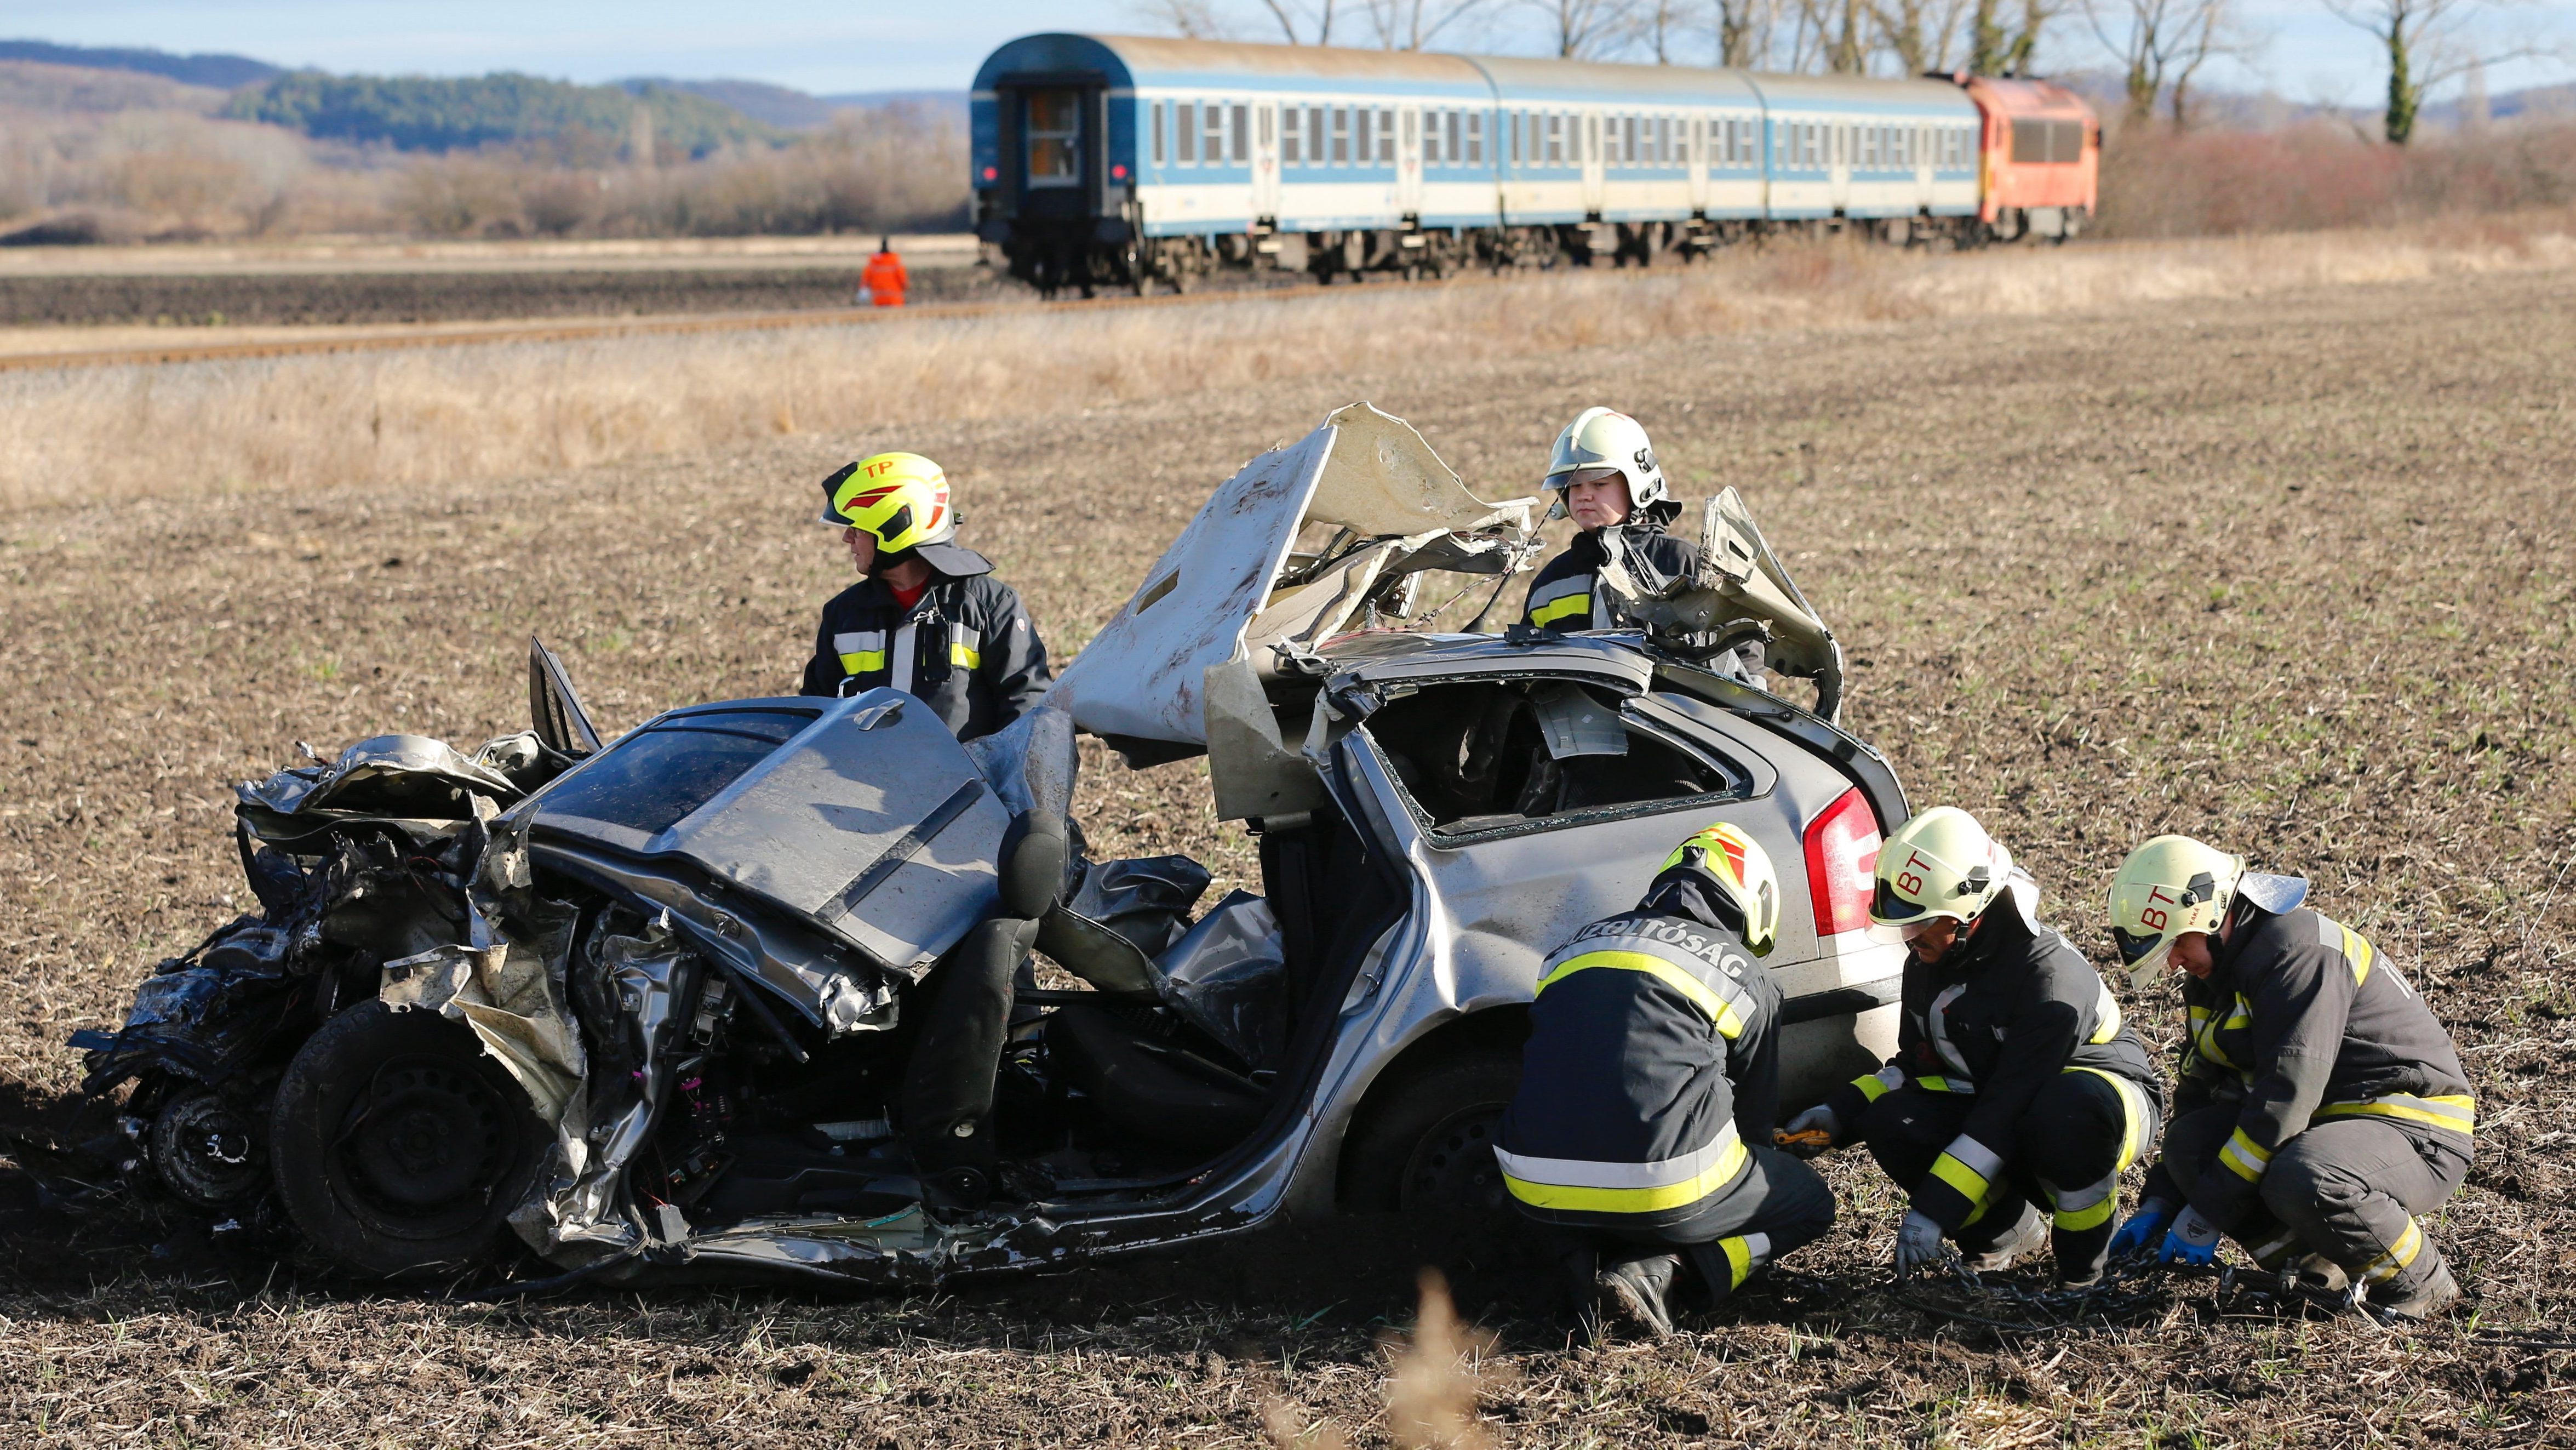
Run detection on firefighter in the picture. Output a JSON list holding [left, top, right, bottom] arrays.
[[861, 237, 908, 307], [1520, 408, 1761, 680], [1778, 808, 2165, 1286], [1497, 823, 1837, 1339], [2103, 836, 2473, 1319], [801, 452, 1050, 741]]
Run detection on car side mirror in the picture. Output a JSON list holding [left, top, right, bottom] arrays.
[[526, 636, 603, 758]]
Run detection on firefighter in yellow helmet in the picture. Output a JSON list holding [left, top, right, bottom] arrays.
[[1778, 807, 2164, 1287], [803, 452, 1051, 742], [1497, 821, 1836, 1339], [2104, 836, 2473, 1319]]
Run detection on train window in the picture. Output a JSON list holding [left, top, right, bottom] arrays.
[[1467, 111, 1482, 164], [1545, 114, 1562, 165], [1232, 104, 1249, 163], [1177, 101, 1198, 165], [1354, 108, 1370, 164], [1332, 107, 1350, 164], [1280, 105, 1298, 164], [1150, 102, 1166, 167], [1205, 102, 1227, 164], [1378, 108, 1396, 163], [1307, 106, 1325, 165], [1027, 89, 1081, 187]]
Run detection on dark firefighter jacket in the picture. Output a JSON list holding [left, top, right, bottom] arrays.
[[2179, 899, 2475, 1234], [799, 554, 1050, 742], [1497, 874, 1782, 1234], [1822, 892, 2163, 1232], [1520, 523, 1694, 633]]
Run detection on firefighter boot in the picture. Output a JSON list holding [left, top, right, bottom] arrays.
[[2372, 1252, 2463, 1321], [1960, 1204, 2049, 1274], [1593, 1252, 1682, 1340]]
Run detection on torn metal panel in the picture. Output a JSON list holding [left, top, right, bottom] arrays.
[[1052, 403, 1535, 753], [1204, 655, 1328, 824], [961, 704, 1079, 824], [1608, 488, 1847, 722], [1307, 402, 1537, 539]]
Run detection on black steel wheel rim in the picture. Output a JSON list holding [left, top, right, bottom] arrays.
[[1401, 1105, 1509, 1213], [333, 1053, 518, 1234]]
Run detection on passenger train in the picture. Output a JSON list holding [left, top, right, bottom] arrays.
[[972, 34, 2100, 295]]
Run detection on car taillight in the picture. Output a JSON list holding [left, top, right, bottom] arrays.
[[1804, 787, 1881, 938]]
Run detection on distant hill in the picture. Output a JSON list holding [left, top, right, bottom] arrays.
[[0, 39, 279, 90], [226, 71, 782, 156], [624, 78, 966, 130], [0, 58, 230, 115]]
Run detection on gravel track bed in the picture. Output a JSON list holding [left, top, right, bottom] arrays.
[[0, 268, 2571, 1445]]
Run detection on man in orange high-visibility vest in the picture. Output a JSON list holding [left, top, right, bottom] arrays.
[[861, 237, 908, 307]]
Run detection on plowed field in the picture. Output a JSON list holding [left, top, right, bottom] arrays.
[[1, 266, 2572, 1445]]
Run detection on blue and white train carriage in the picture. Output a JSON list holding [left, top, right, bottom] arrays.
[[971, 33, 1999, 294]]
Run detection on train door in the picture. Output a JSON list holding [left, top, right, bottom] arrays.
[[1581, 111, 1605, 215], [1006, 82, 1106, 228], [1397, 106, 1424, 217], [1688, 115, 1709, 213], [1253, 101, 1282, 220], [1828, 117, 1850, 216]]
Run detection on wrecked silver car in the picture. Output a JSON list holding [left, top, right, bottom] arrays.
[[75, 404, 1910, 1287]]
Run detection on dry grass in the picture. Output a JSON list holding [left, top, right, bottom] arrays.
[[5, 214, 2575, 513], [2, 262, 2573, 1444]]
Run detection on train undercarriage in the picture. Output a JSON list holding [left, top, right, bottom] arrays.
[[993, 209, 2079, 298]]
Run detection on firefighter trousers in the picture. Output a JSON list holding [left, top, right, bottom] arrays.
[[1578, 1145, 1837, 1306], [1856, 1071, 2156, 1283], [2154, 1104, 2468, 1296]]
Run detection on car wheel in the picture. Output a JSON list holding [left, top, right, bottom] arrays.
[[270, 1000, 546, 1278], [150, 1086, 266, 1209], [1337, 1049, 1520, 1215]]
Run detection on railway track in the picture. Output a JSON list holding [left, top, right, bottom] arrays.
[[0, 275, 1354, 373]]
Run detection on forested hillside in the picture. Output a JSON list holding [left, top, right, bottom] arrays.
[[224, 72, 780, 157]]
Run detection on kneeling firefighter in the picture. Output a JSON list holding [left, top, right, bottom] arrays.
[[1497, 823, 1836, 1338], [1780, 807, 2165, 1285], [2105, 836, 2474, 1318], [801, 452, 1051, 743]]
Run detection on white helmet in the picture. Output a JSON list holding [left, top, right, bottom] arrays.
[[1867, 806, 2013, 944], [1544, 407, 1674, 524]]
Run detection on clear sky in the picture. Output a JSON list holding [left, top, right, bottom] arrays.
[[7, 1, 2566, 106]]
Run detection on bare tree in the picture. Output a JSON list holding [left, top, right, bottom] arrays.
[[1256, 0, 1345, 42], [1874, 0, 1974, 71], [2083, 0, 2243, 124], [1357, 0, 1501, 47], [1714, 0, 1772, 64], [1126, 0, 1235, 37], [1524, 0, 1650, 57], [2322, 0, 2545, 143]]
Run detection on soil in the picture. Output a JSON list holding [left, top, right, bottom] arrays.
[[0, 262, 1014, 327], [1, 267, 2572, 1445]]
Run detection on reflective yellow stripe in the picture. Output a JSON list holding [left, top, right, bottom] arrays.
[[2361, 1218, 2424, 1283], [838, 650, 887, 675], [1528, 592, 1592, 627], [2088, 981, 2124, 1044], [2055, 1196, 2117, 1232], [1852, 1066, 1903, 1103], [1718, 1235, 1754, 1290], [1498, 1126, 1749, 1214], [1534, 950, 1747, 1039], [2315, 1093, 2475, 1136], [2220, 1127, 2272, 1182], [2343, 924, 2374, 986], [2066, 1066, 2147, 1175], [949, 642, 981, 669], [1916, 1075, 1968, 1094], [1930, 1152, 1989, 1203]]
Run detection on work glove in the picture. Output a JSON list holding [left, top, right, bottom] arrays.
[[2108, 1198, 2177, 1260], [1892, 1209, 1947, 1276], [1774, 1105, 1841, 1158], [2157, 1206, 2222, 1268]]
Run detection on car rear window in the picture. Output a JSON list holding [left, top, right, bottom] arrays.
[[535, 708, 817, 836]]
